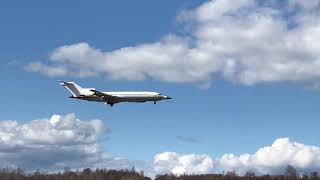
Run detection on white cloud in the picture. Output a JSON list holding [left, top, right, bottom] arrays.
[[24, 62, 69, 77], [0, 113, 135, 171], [153, 138, 320, 176], [0, 115, 319, 177], [153, 152, 214, 175], [25, 0, 320, 88], [219, 138, 320, 175]]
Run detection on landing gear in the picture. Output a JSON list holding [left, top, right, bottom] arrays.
[[105, 101, 114, 107], [154, 101, 157, 104]]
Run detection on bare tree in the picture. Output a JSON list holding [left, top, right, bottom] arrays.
[[285, 165, 298, 178]]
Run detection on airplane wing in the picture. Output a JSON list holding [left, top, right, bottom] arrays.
[[90, 90, 123, 102]]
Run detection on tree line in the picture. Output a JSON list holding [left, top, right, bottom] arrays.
[[0, 165, 318, 180], [155, 166, 320, 180], [0, 167, 150, 180]]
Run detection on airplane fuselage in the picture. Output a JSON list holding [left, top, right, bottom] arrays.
[[73, 92, 168, 103], [59, 81, 172, 106]]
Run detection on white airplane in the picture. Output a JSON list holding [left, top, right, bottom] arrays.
[[59, 81, 172, 107]]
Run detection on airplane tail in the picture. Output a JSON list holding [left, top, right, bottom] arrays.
[[59, 81, 84, 97]]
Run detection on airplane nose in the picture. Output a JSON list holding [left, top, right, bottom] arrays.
[[165, 96, 172, 99]]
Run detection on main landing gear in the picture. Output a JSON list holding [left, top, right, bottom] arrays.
[[105, 102, 114, 107], [154, 101, 157, 104]]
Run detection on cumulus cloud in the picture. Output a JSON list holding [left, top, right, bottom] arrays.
[[25, 0, 320, 88], [0, 115, 319, 177], [153, 138, 320, 176], [24, 62, 69, 77], [153, 152, 214, 175], [219, 138, 320, 175], [0, 113, 135, 171]]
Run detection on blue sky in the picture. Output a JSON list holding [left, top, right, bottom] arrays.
[[1, 0, 320, 176]]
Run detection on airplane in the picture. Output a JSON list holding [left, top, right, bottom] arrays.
[[59, 81, 172, 107]]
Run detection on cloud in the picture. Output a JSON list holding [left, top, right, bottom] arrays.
[[0, 115, 319, 177], [153, 138, 320, 176], [153, 152, 214, 175], [24, 62, 69, 77], [25, 0, 320, 88], [7, 60, 20, 67], [219, 138, 320, 175], [0, 113, 135, 171]]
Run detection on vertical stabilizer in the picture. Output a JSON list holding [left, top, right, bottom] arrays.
[[59, 81, 84, 97]]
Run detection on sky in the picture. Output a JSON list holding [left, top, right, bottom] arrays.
[[1, 0, 320, 177]]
